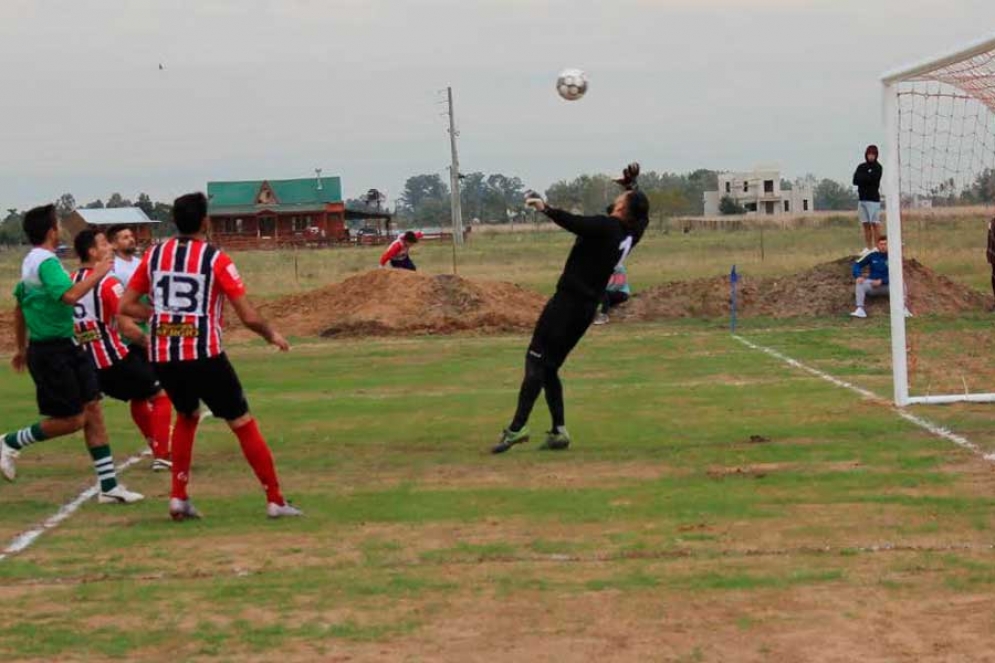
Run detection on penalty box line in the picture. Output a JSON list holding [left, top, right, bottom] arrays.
[[732, 335, 995, 463], [0, 453, 144, 563]]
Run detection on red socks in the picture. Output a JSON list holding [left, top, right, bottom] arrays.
[[132, 395, 173, 460], [170, 414, 199, 500], [168, 414, 283, 506], [233, 418, 284, 505], [149, 393, 173, 460], [129, 400, 153, 447]]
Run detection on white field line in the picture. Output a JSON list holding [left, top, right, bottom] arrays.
[[0, 453, 144, 563], [733, 335, 995, 463]]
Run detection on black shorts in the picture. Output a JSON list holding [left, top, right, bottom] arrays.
[[153, 353, 249, 421], [27, 339, 101, 418], [528, 291, 599, 369], [98, 350, 162, 403]]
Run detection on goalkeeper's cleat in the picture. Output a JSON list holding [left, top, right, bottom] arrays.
[[491, 427, 530, 454], [169, 497, 202, 521], [539, 429, 571, 451], [593, 313, 609, 326], [267, 501, 303, 519], [98, 485, 145, 504], [1, 441, 20, 482], [850, 307, 867, 319], [151, 457, 173, 472], [904, 307, 914, 318]]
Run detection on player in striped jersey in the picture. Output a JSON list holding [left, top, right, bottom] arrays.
[[0, 205, 143, 504], [120, 192, 301, 520], [71, 229, 173, 471]]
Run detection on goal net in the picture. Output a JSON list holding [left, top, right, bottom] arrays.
[[882, 33, 995, 405]]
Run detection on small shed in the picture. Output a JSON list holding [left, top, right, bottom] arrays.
[[62, 208, 159, 244]]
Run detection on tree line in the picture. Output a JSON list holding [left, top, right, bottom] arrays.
[[0, 192, 174, 246], [381, 169, 935, 224]]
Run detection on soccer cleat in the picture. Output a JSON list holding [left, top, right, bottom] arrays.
[[1, 441, 20, 482], [169, 497, 202, 521], [850, 307, 867, 319], [151, 457, 173, 472], [491, 427, 530, 454], [538, 429, 571, 451], [593, 313, 609, 326], [98, 485, 145, 504], [904, 307, 914, 318], [267, 501, 303, 519]]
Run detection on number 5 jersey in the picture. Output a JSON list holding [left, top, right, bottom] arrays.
[[128, 238, 246, 363], [69, 268, 130, 369]]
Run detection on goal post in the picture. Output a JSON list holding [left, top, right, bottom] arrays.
[[881, 32, 995, 406]]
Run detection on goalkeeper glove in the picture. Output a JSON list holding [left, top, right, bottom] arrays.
[[613, 162, 641, 191]]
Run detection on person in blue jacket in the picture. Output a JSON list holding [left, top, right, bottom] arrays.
[[850, 236, 911, 319]]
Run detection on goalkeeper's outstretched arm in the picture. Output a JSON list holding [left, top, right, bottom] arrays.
[[524, 162, 641, 237]]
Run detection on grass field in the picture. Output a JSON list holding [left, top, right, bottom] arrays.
[[3, 217, 995, 661]]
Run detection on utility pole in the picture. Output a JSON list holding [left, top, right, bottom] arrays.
[[446, 86, 464, 247]]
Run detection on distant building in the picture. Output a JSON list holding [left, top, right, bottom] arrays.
[[703, 169, 814, 217], [62, 207, 159, 244], [207, 175, 347, 248]]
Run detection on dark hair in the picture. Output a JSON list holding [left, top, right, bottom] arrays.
[[403, 230, 419, 243], [623, 190, 650, 227], [23, 205, 58, 246], [74, 228, 104, 262], [173, 192, 208, 235], [106, 224, 131, 242], [877, 235, 887, 243], [866, 144, 879, 158]]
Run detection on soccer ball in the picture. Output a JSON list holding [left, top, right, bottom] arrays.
[[556, 68, 588, 101]]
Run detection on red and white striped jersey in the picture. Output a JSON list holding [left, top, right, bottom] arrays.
[[129, 237, 247, 363], [70, 269, 130, 370]]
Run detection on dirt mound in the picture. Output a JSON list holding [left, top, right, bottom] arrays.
[[249, 269, 547, 338], [619, 257, 990, 321]]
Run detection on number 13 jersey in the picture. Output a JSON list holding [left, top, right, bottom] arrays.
[[129, 238, 246, 363]]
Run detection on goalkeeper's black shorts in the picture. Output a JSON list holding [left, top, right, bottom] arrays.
[[526, 291, 599, 369]]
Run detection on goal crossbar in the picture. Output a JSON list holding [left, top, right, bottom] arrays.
[[882, 32, 995, 85]]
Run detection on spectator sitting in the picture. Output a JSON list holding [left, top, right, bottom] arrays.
[[594, 264, 631, 325], [850, 236, 911, 319]]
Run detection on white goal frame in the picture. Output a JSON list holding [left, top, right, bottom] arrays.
[[882, 32, 995, 406]]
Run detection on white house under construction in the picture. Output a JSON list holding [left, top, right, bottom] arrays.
[[703, 169, 814, 217]]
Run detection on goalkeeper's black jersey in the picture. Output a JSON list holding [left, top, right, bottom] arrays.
[[543, 208, 648, 301]]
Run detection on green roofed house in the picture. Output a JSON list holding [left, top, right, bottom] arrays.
[[207, 175, 347, 249]]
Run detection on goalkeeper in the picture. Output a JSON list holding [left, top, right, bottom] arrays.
[[492, 164, 650, 454]]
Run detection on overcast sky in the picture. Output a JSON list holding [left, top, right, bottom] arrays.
[[1, 0, 994, 210]]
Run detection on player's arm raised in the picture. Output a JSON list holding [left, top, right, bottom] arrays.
[[525, 191, 607, 238], [228, 295, 290, 352], [59, 252, 113, 305]]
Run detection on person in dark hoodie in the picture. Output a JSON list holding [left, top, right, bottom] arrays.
[[853, 144, 884, 257]]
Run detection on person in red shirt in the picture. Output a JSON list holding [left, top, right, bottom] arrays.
[[71, 229, 173, 471], [120, 192, 301, 521], [379, 231, 422, 270]]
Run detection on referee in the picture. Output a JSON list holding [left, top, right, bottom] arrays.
[[493, 164, 649, 453]]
